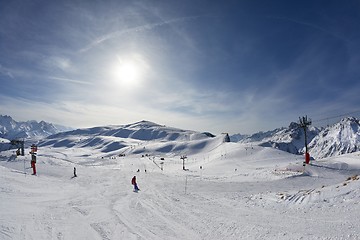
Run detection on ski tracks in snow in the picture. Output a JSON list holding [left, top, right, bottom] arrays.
[[110, 181, 201, 239]]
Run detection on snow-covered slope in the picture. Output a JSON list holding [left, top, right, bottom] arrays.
[[2, 138, 360, 239], [0, 115, 67, 140], [309, 117, 360, 159], [39, 120, 221, 157], [3, 117, 360, 239]]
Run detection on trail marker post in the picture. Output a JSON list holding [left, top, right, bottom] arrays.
[[299, 116, 312, 166], [180, 155, 187, 170]]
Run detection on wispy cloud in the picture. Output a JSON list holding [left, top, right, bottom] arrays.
[[0, 64, 15, 79], [79, 15, 200, 53], [48, 76, 94, 86], [40, 56, 72, 72]]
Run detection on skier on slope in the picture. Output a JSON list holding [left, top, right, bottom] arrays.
[[30, 152, 36, 175], [30, 144, 37, 175], [131, 176, 140, 192]]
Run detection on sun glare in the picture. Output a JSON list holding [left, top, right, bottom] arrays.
[[114, 61, 138, 85], [110, 54, 149, 90]]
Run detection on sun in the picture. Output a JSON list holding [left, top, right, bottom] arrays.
[[110, 54, 149, 89], [118, 62, 137, 81], [114, 61, 138, 85]]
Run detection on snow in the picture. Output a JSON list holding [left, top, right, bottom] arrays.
[[2, 135, 360, 240]]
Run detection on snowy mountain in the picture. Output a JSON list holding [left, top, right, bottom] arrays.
[[238, 128, 283, 143], [0, 115, 68, 140], [230, 117, 360, 159], [229, 133, 249, 142], [0, 115, 71, 153], [39, 120, 222, 157], [237, 122, 321, 155], [309, 117, 360, 159], [3, 114, 360, 160]]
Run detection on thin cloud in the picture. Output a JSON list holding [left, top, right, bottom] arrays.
[[41, 56, 72, 72], [49, 76, 93, 86], [0, 64, 15, 79], [79, 15, 200, 53]]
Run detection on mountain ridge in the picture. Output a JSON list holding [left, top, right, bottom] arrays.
[[2, 114, 360, 159], [39, 120, 222, 157], [0, 115, 69, 140]]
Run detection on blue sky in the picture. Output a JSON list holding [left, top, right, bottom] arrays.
[[1, 0, 360, 134]]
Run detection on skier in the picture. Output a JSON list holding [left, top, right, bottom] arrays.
[[30, 152, 36, 175], [131, 176, 140, 192], [30, 144, 37, 175], [73, 167, 77, 177]]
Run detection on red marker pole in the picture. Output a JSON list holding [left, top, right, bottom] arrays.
[[305, 152, 310, 164]]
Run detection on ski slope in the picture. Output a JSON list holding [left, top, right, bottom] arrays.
[[1, 140, 360, 239]]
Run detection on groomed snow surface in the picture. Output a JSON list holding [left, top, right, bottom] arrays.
[[1, 139, 360, 239]]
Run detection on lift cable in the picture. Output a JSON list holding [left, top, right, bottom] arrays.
[[312, 110, 360, 123]]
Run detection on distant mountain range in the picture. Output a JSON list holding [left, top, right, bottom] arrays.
[[1, 114, 359, 160], [0, 115, 71, 140]]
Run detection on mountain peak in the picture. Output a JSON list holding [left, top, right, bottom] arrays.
[[338, 116, 359, 125], [288, 122, 300, 130]]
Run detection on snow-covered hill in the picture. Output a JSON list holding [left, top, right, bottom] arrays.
[[0, 115, 68, 140], [39, 120, 223, 157], [309, 117, 360, 159]]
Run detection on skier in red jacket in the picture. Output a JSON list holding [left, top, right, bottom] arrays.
[[30, 144, 37, 175], [30, 152, 37, 175], [131, 176, 140, 192]]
